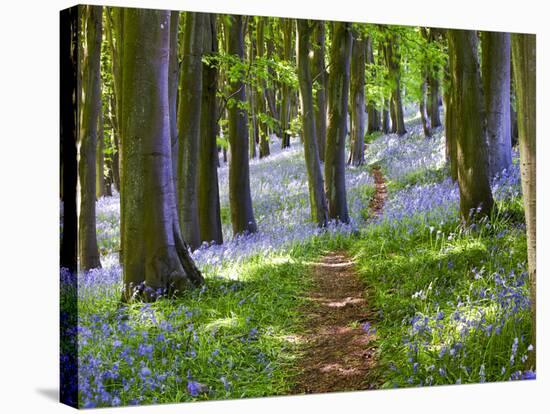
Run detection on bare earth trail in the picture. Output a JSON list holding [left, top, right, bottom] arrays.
[[292, 166, 387, 394]]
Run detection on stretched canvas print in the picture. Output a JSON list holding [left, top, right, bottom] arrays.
[[60, 3, 537, 409]]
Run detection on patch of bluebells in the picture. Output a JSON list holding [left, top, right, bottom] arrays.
[[398, 264, 533, 386]]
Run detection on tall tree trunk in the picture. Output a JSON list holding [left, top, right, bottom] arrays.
[[281, 18, 293, 148], [169, 11, 180, 189], [265, 21, 281, 138], [349, 32, 366, 166], [78, 5, 102, 270], [297, 20, 329, 227], [427, 29, 442, 128], [312, 21, 327, 162], [482, 31, 512, 178], [225, 15, 258, 235], [104, 7, 122, 193], [366, 35, 380, 134], [256, 17, 271, 158], [448, 29, 494, 221], [443, 51, 458, 181], [120, 8, 203, 301], [198, 14, 223, 245], [95, 105, 106, 198], [383, 30, 406, 136], [419, 77, 432, 137], [382, 97, 390, 133], [325, 22, 352, 224], [419, 28, 432, 138], [511, 33, 536, 368], [177, 12, 205, 250]]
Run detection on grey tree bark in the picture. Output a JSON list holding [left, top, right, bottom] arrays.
[[511, 33, 536, 368], [281, 18, 293, 148], [225, 15, 258, 236], [325, 22, 352, 224], [177, 12, 205, 250], [256, 17, 271, 158], [383, 30, 406, 136], [349, 31, 366, 166], [482, 31, 512, 178], [198, 13, 223, 245], [366, 35, 380, 134], [120, 8, 203, 301], [312, 21, 327, 162], [448, 29, 494, 221], [78, 5, 102, 270], [297, 19, 329, 227], [169, 11, 180, 189], [95, 105, 106, 198]]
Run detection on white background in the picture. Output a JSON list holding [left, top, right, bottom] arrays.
[[0, 0, 547, 412]]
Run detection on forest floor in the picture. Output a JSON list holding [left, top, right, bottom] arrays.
[[292, 168, 387, 394]]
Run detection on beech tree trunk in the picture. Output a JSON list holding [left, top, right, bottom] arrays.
[[511, 33, 536, 368], [366, 35, 380, 134], [419, 77, 432, 137], [281, 18, 293, 148], [482, 31, 512, 178], [198, 13, 223, 245], [95, 106, 106, 198], [78, 5, 102, 270], [256, 17, 270, 158], [383, 30, 406, 136], [443, 50, 458, 181], [297, 20, 329, 228], [120, 8, 203, 301], [265, 23, 281, 138], [427, 29, 442, 128], [382, 97, 390, 133], [225, 15, 258, 236], [349, 32, 366, 166], [312, 21, 327, 162], [448, 29, 494, 221], [177, 12, 205, 250], [169, 11, 179, 188], [325, 22, 352, 224]]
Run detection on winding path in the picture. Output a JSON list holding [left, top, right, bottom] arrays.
[[292, 167, 387, 394]]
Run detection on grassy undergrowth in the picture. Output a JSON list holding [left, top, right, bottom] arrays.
[[71, 233, 353, 408], [349, 189, 533, 387]]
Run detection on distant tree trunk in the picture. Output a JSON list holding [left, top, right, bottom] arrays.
[[312, 21, 327, 162], [427, 29, 442, 128], [78, 5, 102, 270], [325, 22, 352, 224], [366, 35, 380, 134], [382, 97, 390, 133], [448, 29, 494, 221], [198, 14, 223, 245], [225, 15, 258, 236], [510, 63, 519, 147], [389, 95, 397, 133], [281, 18, 293, 148], [177, 12, 205, 250], [297, 20, 329, 227], [349, 32, 366, 166], [419, 77, 432, 137], [169, 11, 180, 188], [104, 7, 122, 193], [419, 27, 432, 138], [256, 17, 270, 158], [383, 30, 406, 136], [247, 82, 258, 159], [120, 8, 203, 301], [511, 33, 536, 368], [482, 31, 512, 177], [265, 22, 281, 138], [95, 106, 106, 198]]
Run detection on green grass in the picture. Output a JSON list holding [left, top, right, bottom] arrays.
[[347, 197, 533, 388], [75, 232, 354, 407]]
